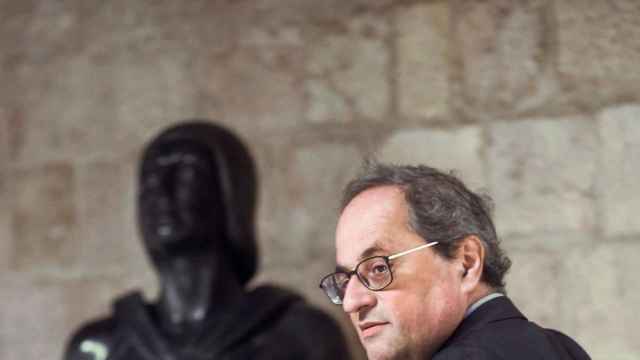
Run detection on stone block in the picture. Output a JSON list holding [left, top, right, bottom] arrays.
[[254, 140, 290, 266], [0, 172, 10, 272], [597, 105, 640, 237], [10, 163, 79, 272], [556, 0, 640, 107], [114, 47, 200, 153], [0, 1, 80, 75], [305, 78, 350, 124], [204, 48, 304, 135], [238, 24, 305, 72], [488, 118, 597, 236], [453, 0, 558, 116], [0, 114, 7, 170], [559, 242, 640, 357], [502, 231, 590, 254], [396, 1, 450, 121], [290, 143, 362, 256], [73, 159, 152, 279], [1, 1, 126, 164], [8, 52, 119, 165], [306, 13, 390, 122], [0, 118, 8, 271], [0, 273, 134, 360], [378, 126, 486, 190], [504, 245, 562, 329], [259, 142, 362, 270]]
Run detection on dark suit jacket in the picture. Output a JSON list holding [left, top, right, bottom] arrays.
[[433, 296, 590, 360]]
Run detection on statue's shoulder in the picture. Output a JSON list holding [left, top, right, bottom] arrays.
[[272, 298, 351, 359], [251, 284, 339, 330], [64, 317, 117, 360], [286, 300, 343, 332], [64, 291, 146, 360]]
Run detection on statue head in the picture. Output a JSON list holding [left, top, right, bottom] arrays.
[[138, 121, 258, 286]]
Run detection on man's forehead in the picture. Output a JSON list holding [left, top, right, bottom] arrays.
[[335, 186, 408, 266], [336, 237, 395, 269]]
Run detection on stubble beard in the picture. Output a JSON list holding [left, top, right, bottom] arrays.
[[363, 329, 424, 360]]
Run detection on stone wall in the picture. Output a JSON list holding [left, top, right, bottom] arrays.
[[1, 1, 639, 359]]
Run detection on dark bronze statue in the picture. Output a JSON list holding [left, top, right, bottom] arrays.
[[65, 121, 350, 360]]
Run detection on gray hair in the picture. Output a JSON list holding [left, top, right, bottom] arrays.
[[341, 161, 511, 292]]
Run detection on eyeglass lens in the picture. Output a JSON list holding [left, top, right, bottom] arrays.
[[321, 256, 392, 304]]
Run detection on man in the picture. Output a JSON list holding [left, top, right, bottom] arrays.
[[66, 121, 349, 360], [319, 162, 590, 360]]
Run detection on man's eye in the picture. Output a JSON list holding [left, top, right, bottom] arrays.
[[372, 264, 389, 274]]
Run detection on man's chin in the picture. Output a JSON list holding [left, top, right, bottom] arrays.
[[362, 330, 418, 360], [361, 331, 400, 360], [364, 346, 403, 360]]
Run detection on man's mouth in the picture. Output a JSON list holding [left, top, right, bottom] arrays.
[[359, 321, 389, 339]]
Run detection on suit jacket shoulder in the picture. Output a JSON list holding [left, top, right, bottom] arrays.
[[433, 297, 590, 360]]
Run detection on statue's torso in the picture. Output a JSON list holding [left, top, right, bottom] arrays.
[[67, 286, 350, 360]]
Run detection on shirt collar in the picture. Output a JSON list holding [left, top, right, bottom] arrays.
[[464, 292, 504, 318]]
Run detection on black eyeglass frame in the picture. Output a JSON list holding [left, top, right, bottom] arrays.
[[319, 241, 439, 305]]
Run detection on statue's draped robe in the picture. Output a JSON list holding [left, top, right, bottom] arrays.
[[107, 286, 318, 360]]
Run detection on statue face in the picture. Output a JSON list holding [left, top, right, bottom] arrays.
[[138, 141, 225, 260]]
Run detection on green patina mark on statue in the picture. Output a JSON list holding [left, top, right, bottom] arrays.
[[80, 340, 107, 360]]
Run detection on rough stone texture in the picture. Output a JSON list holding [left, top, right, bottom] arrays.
[[114, 47, 200, 153], [205, 48, 305, 135], [0, 115, 7, 169], [453, 0, 562, 117], [597, 105, 640, 237], [306, 13, 391, 122], [6, 53, 119, 165], [73, 159, 151, 279], [0, 1, 123, 165], [488, 118, 597, 237], [378, 126, 486, 189], [10, 163, 78, 272], [260, 142, 362, 269], [1, 1, 640, 359], [0, 273, 134, 360], [556, 0, 640, 108], [559, 242, 640, 358], [305, 78, 351, 124], [0, 171, 10, 272], [396, 2, 450, 121], [504, 247, 562, 330], [0, 118, 8, 271]]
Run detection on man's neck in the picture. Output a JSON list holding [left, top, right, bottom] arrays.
[[467, 283, 496, 308]]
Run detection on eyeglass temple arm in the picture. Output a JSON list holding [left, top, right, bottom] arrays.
[[387, 241, 439, 260]]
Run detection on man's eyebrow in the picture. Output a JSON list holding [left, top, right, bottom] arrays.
[[335, 242, 389, 272], [359, 243, 388, 260]]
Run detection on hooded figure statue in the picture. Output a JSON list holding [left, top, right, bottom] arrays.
[[64, 121, 350, 360]]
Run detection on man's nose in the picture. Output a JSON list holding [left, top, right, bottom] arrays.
[[342, 275, 377, 314]]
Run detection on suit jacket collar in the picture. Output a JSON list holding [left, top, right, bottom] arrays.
[[438, 296, 526, 352]]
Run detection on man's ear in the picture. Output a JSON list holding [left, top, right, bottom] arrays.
[[457, 235, 485, 293]]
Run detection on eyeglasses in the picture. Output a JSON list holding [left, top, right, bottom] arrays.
[[319, 241, 439, 305]]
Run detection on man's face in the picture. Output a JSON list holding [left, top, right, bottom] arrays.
[[336, 186, 467, 360]]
